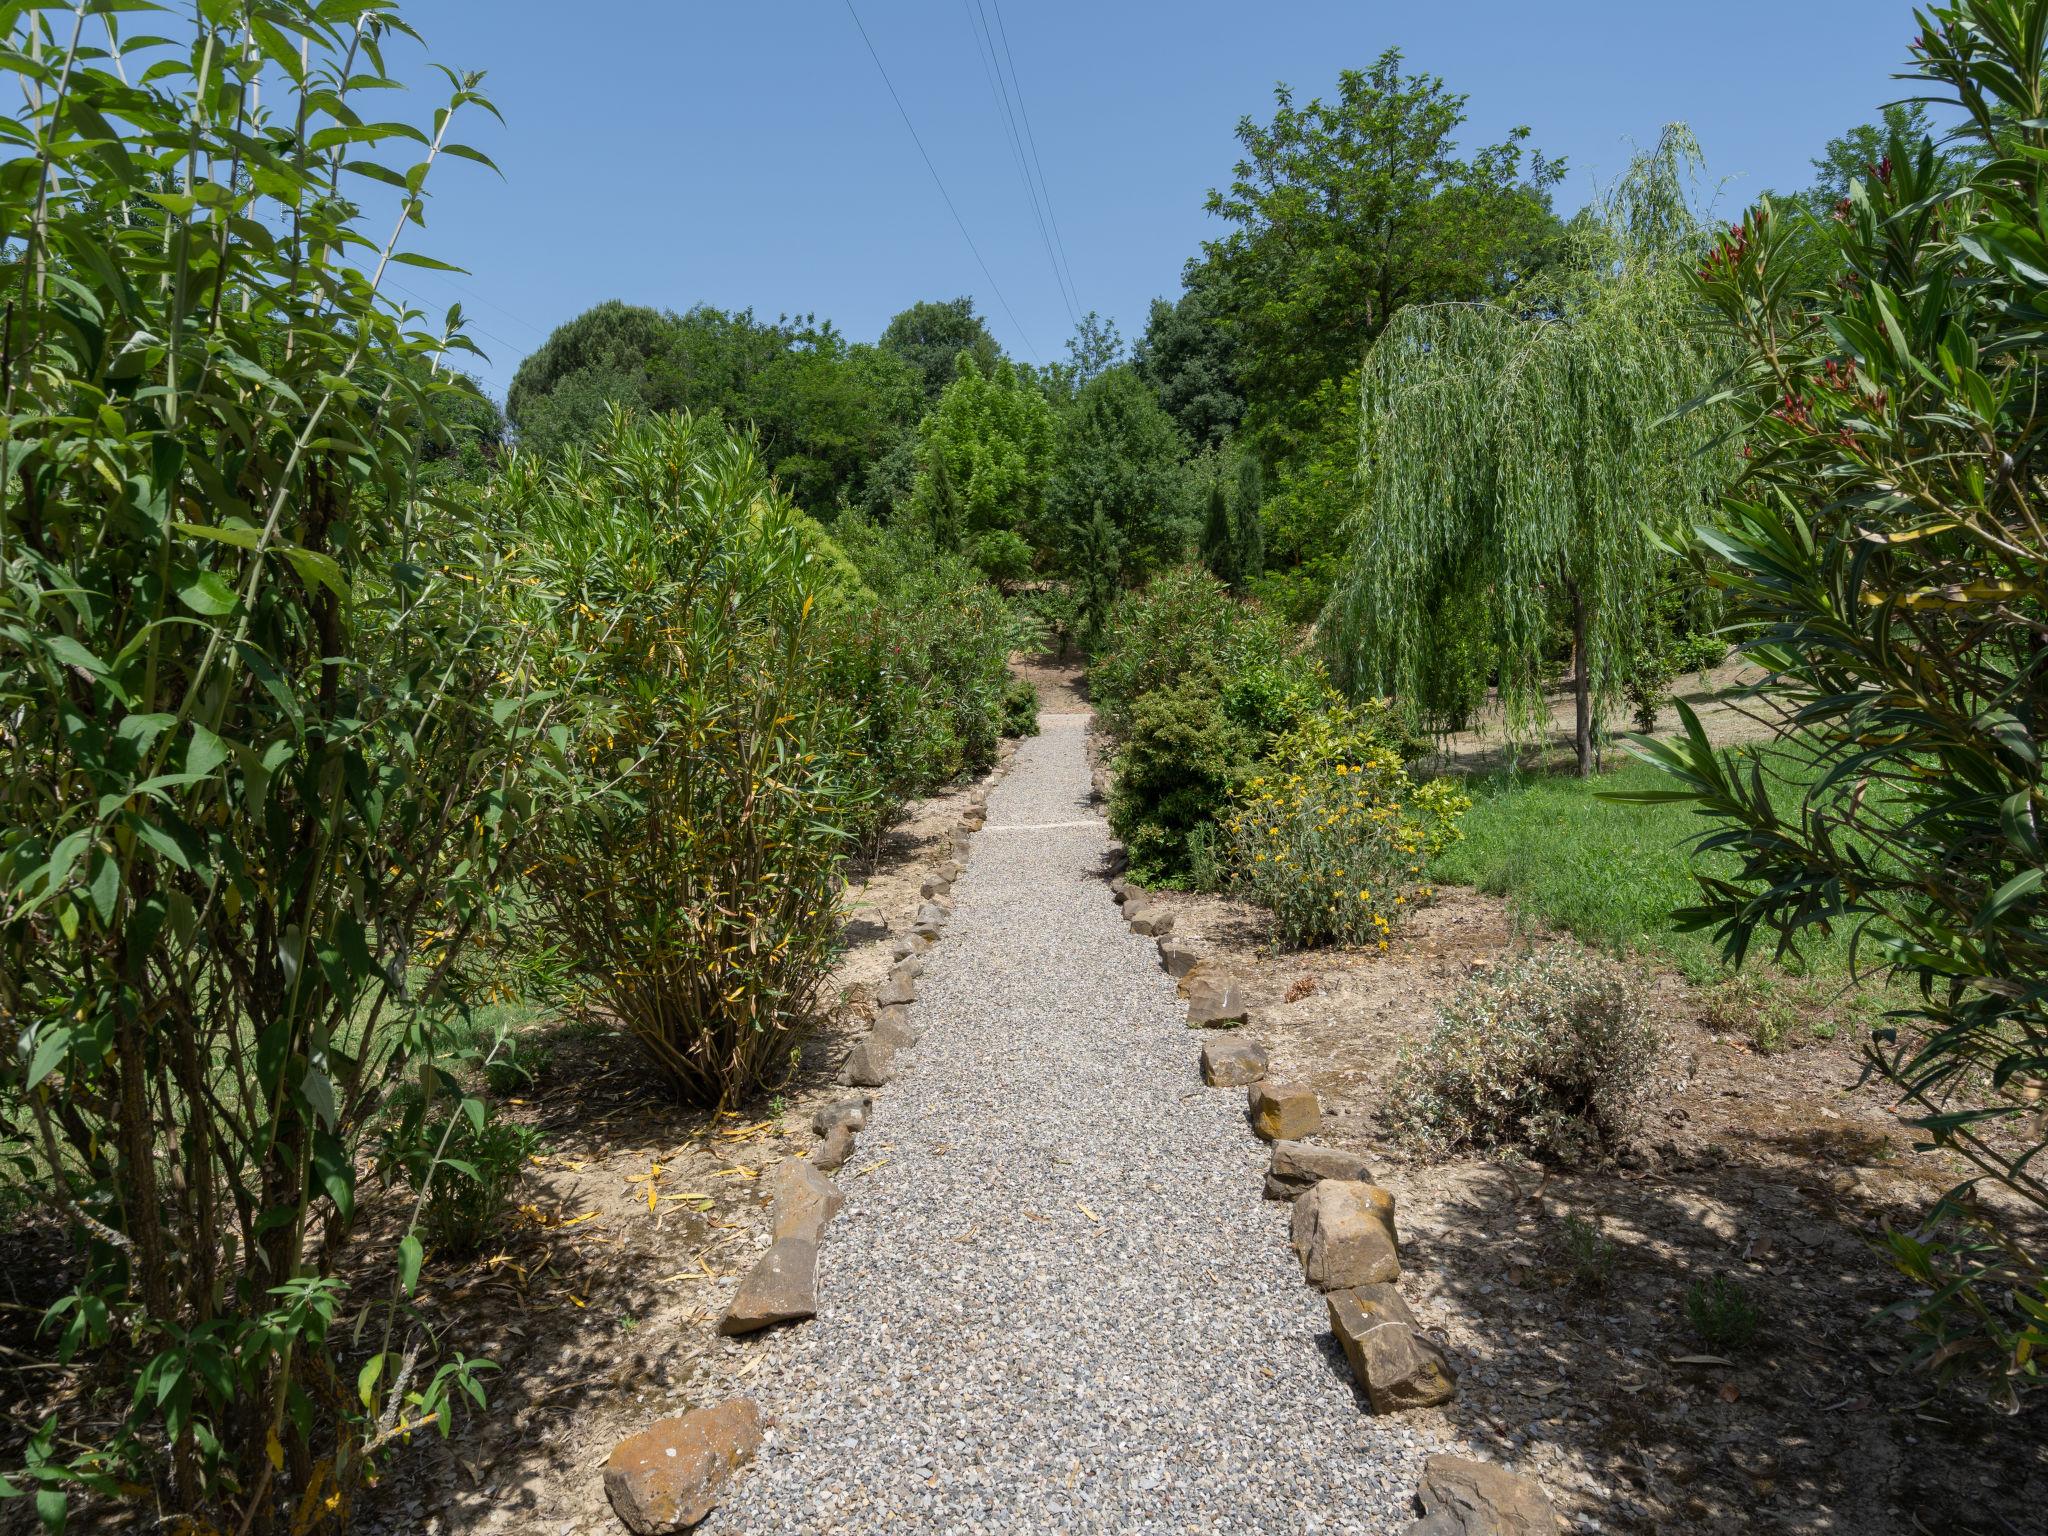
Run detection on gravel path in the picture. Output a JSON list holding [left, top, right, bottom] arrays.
[[710, 714, 1440, 1534]]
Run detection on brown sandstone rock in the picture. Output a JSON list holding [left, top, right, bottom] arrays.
[[1402, 1455, 1555, 1535], [1201, 1037, 1269, 1088], [870, 1005, 918, 1051], [769, 1160, 843, 1244], [1247, 1079, 1319, 1140], [810, 1096, 868, 1138], [602, 1400, 767, 1534], [1291, 1180, 1399, 1288], [1158, 938, 1200, 978], [1186, 974, 1250, 1028], [842, 1038, 895, 1088], [920, 878, 952, 900], [1129, 908, 1175, 938], [1263, 1140, 1375, 1201], [1329, 1288, 1457, 1415], [875, 972, 916, 1007], [716, 1239, 819, 1336], [814, 1122, 856, 1173]]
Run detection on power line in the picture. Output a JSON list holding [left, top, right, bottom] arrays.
[[988, 0, 1082, 320], [840, 0, 1038, 361], [963, 0, 1077, 328]]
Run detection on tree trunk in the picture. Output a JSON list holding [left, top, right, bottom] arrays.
[[1572, 587, 1594, 779]]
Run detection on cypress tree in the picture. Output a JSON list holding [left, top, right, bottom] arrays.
[[1232, 456, 1266, 588], [1200, 475, 1237, 588]]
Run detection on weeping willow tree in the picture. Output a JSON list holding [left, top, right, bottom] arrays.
[[1324, 127, 1737, 774]]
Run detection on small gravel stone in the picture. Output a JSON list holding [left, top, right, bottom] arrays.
[[708, 716, 1436, 1532]]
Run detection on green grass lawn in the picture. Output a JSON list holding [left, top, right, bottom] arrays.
[[1432, 753, 1864, 985]]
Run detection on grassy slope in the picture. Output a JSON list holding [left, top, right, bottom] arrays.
[[1431, 755, 1864, 984]]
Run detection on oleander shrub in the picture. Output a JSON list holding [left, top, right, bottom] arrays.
[[1630, 2, 2048, 1394], [824, 555, 1027, 850], [500, 412, 869, 1108], [1389, 951, 1659, 1162]]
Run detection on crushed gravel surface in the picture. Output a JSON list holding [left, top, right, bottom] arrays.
[[709, 715, 1442, 1534]]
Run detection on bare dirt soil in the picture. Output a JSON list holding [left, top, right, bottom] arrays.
[[1128, 875, 2048, 1536], [1425, 660, 1783, 777]]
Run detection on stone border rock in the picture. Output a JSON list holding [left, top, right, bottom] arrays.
[[1180, 939, 1471, 1433]]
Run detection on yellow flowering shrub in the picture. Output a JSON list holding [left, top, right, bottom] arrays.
[[1225, 720, 1469, 948]]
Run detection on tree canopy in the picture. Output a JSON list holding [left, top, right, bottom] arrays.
[[1325, 129, 1735, 771], [879, 297, 1006, 403], [505, 301, 922, 514], [1199, 50, 1566, 455]]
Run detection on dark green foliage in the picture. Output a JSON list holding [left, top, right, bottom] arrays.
[[1556, 1215, 1620, 1295], [1685, 1275, 1762, 1353], [1200, 477, 1236, 587], [1200, 50, 1565, 455], [416, 373, 509, 489], [1132, 267, 1245, 448], [1046, 366, 1197, 623], [1093, 569, 1312, 884], [1110, 680, 1257, 886], [819, 527, 1026, 845], [506, 299, 675, 448], [1247, 372, 1358, 622], [1091, 568, 1260, 738], [506, 303, 922, 515], [1231, 456, 1265, 587], [1002, 677, 1042, 738], [1631, 2, 2048, 1397], [879, 297, 1006, 402]]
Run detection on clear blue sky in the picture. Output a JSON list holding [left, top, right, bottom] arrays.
[[395, 0, 1917, 400]]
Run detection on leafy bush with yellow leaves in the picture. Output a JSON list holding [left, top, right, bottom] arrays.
[[1224, 718, 1469, 948]]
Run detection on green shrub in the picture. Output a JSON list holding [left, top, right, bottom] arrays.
[[1003, 676, 1042, 737], [1109, 680, 1258, 886], [1684, 1275, 1762, 1353], [1091, 566, 1291, 738], [384, 1098, 541, 1259], [1669, 632, 1726, 682], [825, 557, 1022, 843], [1389, 951, 1660, 1162], [1637, 3, 2048, 1394], [1225, 746, 1467, 949], [0, 9, 523, 1525], [502, 413, 868, 1108], [1557, 1214, 1620, 1295]]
